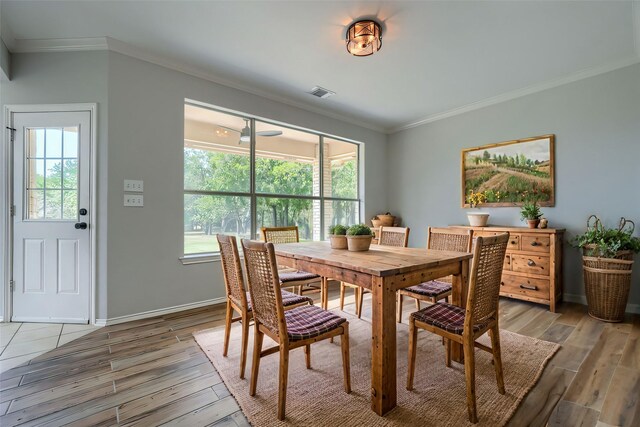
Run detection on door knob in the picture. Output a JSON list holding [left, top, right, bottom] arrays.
[[75, 222, 88, 230], [79, 208, 88, 216]]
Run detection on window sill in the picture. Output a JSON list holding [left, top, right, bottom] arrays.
[[179, 253, 221, 265]]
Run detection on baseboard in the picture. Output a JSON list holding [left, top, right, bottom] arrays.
[[563, 293, 640, 314], [11, 317, 88, 324], [94, 297, 226, 327]]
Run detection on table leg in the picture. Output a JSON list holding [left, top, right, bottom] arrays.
[[450, 258, 470, 363], [371, 276, 397, 416]]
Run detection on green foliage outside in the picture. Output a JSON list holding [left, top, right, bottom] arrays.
[[30, 159, 78, 219]]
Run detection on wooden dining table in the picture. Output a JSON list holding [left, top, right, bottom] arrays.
[[273, 241, 473, 416]]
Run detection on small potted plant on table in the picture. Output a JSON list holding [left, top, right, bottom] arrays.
[[520, 200, 543, 228], [346, 224, 374, 252], [466, 191, 489, 226], [329, 224, 348, 249]]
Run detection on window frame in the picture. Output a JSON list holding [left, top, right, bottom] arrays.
[[181, 102, 362, 261]]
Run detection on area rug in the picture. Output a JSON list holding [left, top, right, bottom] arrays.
[[194, 310, 558, 426]]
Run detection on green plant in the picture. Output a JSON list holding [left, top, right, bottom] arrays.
[[329, 224, 347, 235], [520, 201, 543, 221], [572, 216, 640, 258], [347, 224, 373, 236]]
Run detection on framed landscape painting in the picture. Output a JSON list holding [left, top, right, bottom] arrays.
[[461, 134, 555, 207]]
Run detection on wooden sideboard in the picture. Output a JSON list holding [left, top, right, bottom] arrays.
[[453, 226, 565, 312]]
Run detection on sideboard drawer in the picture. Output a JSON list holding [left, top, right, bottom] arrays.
[[521, 235, 551, 253], [500, 274, 550, 300], [476, 231, 520, 250], [511, 254, 550, 276]]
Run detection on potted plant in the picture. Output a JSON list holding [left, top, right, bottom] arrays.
[[466, 191, 489, 226], [346, 224, 374, 252], [328, 224, 348, 249], [520, 201, 543, 228], [572, 216, 640, 322]]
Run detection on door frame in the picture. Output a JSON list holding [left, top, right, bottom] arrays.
[[2, 104, 97, 324]]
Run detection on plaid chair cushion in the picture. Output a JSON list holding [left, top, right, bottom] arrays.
[[411, 302, 488, 335], [279, 270, 320, 283], [405, 280, 452, 298], [285, 305, 346, 341], [246, 291, 312, 311]]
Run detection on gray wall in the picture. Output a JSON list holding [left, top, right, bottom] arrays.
[[388, 63, 640, 307], [0, 50, 388, 321], [0, 39, 10, 80]]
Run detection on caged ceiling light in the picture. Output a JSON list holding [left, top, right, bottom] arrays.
[[346, 20, 382, 57]]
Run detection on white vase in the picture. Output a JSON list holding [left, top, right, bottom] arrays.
[[467, 213, 489, 227]]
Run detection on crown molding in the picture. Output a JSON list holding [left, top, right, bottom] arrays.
[[12, 37, 108, 53], [390, 54, 640, 134]]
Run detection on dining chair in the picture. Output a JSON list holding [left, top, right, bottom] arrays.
[[340, 226, 410, 318], [217, 234, 313, 379], [406, 233, 509, 424], [241, 239, 351, 421], [397, 227, 474, 323], [261, 226, 327, 306]]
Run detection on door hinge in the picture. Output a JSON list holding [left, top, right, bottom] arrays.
[[9, 280, 15, 292], [6, 126, 16, 143], [10, 205, 16, 216]]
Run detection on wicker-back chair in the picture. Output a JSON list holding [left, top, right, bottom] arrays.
[[397, 227, 473, 323], [340, 227, 410, 319], [217, 234, 312, 379], [260, 226, 326, 306], [241, 239, 351, 421], [406, 233, 510, 424]]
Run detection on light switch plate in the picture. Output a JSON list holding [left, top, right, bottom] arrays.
[[124, 194, 144, 207], [124, 179, 144, 192]]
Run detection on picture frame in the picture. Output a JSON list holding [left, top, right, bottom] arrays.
[[461, 134, 555, 207]]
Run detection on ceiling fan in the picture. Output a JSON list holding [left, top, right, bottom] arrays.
[[217, 119, 283, 144]]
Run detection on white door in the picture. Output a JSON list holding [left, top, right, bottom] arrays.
[[11, 111, 91, 323]]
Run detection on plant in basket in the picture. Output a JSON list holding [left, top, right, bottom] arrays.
[[346, 224, 374, 252], [572, 215, 639, 322], [328, 224, 348, 249]]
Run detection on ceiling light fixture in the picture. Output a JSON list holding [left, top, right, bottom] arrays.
[[239, 119, 251, 144], [346, 20, 382, 57]]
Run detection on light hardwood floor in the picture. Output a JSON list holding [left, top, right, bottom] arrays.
[[0, 288, 638, 426]]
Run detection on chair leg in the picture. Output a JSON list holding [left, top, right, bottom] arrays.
[[490, 326, 506, 394], [340, 325, 351, 393], [397, 293, 403, 323], [445, 338, 451, 367], [322, 277, 328, 310], [249, 328, 264, 397], [277, 346, 290, 421], [406, 318, 418, 390], [357, 288, 364, 319], [463, 337, 478, 424], [339, 282, 346, 310], [223, 300, 232, 357], [304, 344, 311, 369], [239, 313, 250, 379], [445, 295, 449, 303], [415, 299, 420, 310]]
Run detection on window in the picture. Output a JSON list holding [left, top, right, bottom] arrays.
[[183, 103, 361, 255]]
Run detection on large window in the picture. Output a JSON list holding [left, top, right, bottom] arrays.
[[183, 104, 361, 255]]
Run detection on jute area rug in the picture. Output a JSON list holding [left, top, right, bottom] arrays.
[[194, 310, 558, 426]]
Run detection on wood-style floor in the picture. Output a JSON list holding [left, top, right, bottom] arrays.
[[0, 288, 638, 426]]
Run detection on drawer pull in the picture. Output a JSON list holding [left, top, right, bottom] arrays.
[[527, 259, 536, 266], [530, 241, 539, 246], [520, 284, 538, 291], [500, 281, 505, 286], [510, 241, 516, 244]]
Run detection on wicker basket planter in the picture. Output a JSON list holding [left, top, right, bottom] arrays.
[[346, 235, 373, 252], [583, 256, 634, 322], [329, 235, 348, 249]]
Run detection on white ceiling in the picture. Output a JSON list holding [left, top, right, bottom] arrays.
[[2, 1, 639, 133]]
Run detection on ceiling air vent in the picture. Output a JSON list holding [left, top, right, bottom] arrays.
[[308, 86, 335, 99]]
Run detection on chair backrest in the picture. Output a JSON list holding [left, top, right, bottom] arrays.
[[241, 239, 286, 339], [216, 234, 248, 310], [261, 226, 300, 244], [464, 233, 510, 332], [378, 226, 410, 247], [427, 227, 473, 252]]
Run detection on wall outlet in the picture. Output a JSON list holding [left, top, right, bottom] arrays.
[[124, 194, 144, 207], [124, 179, 144, 192]]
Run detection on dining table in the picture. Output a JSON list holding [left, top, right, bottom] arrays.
[[273, 241, 473, 416]]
